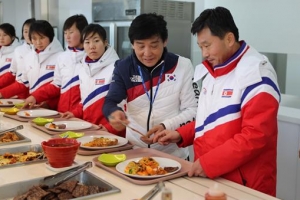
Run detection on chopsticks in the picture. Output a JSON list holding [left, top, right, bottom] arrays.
[[108, 116, 145, 136]]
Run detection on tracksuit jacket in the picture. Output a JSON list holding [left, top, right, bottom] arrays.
[[0, 39, 20, 83], [71, 46, 124, 136], [0, 42, 32, 99], [0, 38, 63, 108], [103, 48, 199, 159], [31, 47, 85, 113], [176, 41, 280, 196]]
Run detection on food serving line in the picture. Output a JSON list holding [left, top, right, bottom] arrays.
[[0, 112, 281, 200]]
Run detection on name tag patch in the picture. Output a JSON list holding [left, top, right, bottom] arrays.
[[46, 65, 55, 70], [95, 78, 105, 85]]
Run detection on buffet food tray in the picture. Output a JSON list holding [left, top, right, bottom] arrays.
[[0, 144, 47, 169], [0, 130, 31, 146], [93, 148, 193, 185], [0, 170, 121, 200]]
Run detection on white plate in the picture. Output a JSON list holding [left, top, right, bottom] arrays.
[[44, 121, 92, 132], [0, 99, 24, 107], [77, 135, 128, 150], [116, 157, 181, 179], [17, 109, 58, 118], [45, 161, 78, 172]]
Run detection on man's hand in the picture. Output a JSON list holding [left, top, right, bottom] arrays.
[[188, 159, 206, 177], [152, 130, 182, 145], [22, 96, 37, 109], [61, 111, 74, 119], [140, 124, 166, 144], [98, 124, 108, 131], [108, 110, 127, 131]]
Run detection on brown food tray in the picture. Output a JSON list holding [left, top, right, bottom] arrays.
[[4, 109, 61, 122], [93, 148, 192, 185], [29, 118, 100, 135]]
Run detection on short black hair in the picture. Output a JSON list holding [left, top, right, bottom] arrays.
[[21, 18, 36, 40], [63, 14, 88, 33], [82, 23, 106, 42], [191, 7, 239, 41], [29, 20, 54, 42], [0, 23, 17, 40], [128, 13, 168, 44]]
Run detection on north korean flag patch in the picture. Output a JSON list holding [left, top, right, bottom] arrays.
[[95, 78, 105, 85], [222, 89, 233, 98], [5, 58, 12, 62], [46, 65, 55, 70]]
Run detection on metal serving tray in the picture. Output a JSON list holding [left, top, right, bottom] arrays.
[[0, 130, 31, 146], [0, 170, 121, 200], [0, 144, 47, 169]]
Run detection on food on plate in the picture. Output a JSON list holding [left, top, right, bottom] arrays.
[[13, 180, 109, 200], [49, 123, 66, 129], [25, 111, 31, 117], [83, 137, 118, 147], [0, 131, 20, 143], [0, 151, 44, 166], [124, 157, 178, 176], [0, 100, 13, 105]]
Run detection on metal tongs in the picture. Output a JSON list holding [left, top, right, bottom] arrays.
[[108, 115, 145, 136], [42, 161, 92, 187], [139, 182, 165, 200], [0, 125, 23, 135]]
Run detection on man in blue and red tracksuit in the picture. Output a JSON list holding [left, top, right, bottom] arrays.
[[152, 7, 280, 197]]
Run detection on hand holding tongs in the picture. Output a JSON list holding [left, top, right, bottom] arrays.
[[109, 115, 145, 136], [42, 161, 92, 187]]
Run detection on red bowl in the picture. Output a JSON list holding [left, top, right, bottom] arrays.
[[41, 138, 80, 168]]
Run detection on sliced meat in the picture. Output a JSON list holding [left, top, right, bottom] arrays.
[[72, 184, 89, 197], [42, 192, 57, 200], [164, 167, 179, 173], [88, 185, 100, 194], [56, 124, 66, 129], [13, 192, 29, 200], [47, 187, 63, 194], [99, 187, 109, 193], [57, 192, 73, 200], [26, 185, 49, 200], [58, 180, 78, 193]]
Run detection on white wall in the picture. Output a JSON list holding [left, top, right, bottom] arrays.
[[205, 0, 300, 96], [170, 0, 204, 65], [58, 0, 92, 45], [1, 0, 32, 40], [205, 0, 300, 54]]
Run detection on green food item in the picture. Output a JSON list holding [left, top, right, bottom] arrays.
[[98, 153, 126, 167], [32, 117, 54, 126]]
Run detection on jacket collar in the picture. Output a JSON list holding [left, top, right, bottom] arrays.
[[203, 41, 249, 78]]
